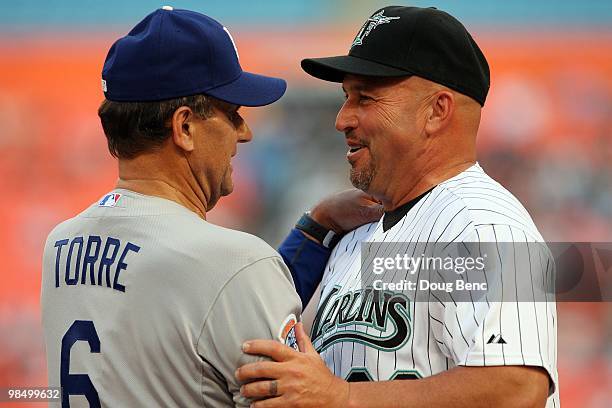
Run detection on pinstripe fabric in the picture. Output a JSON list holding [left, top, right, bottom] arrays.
[[312, 163, 559, 406]]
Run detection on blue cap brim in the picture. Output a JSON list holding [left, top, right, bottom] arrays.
[[205, 71, 287, 107]]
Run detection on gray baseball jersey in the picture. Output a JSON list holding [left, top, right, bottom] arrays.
[[41, 189, 301, 407], [312, 163, 560, 407]]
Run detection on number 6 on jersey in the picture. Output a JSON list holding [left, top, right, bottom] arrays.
[[60, 320, 101, 408]]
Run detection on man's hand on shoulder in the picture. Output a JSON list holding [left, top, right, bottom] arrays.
[[310, 189, 383, 234], [236, 323, 349, 408], [236, 322, 551, 408]]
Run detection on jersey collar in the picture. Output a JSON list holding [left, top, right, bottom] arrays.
[[382, 187, 435, 232]]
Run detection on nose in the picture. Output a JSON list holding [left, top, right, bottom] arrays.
[[237, 120, 253, 143], [335, 100, 357, 133]]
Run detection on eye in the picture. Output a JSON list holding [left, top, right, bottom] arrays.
[[358, 94, 374, 103], [228, 110, 243, 126]]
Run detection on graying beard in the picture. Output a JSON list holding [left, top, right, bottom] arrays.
[[350, 165, 375, 192]]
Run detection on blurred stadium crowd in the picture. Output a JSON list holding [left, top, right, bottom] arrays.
[[0, 1, 611, 406]]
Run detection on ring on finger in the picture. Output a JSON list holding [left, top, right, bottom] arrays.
[[269, 380, 278, 396]]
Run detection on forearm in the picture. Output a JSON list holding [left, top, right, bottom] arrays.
[[347, 366, 549, 408], [278, 189, 382, 306], [278, 228, 330, 307]]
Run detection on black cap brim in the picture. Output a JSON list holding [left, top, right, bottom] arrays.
[[301, 55, 412, 83]]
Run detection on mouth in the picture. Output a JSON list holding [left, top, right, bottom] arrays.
[[346, 140, 368, 163]]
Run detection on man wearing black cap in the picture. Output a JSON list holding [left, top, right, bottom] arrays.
[[237, 6, 559, 407], [41, 7, 304, 407]]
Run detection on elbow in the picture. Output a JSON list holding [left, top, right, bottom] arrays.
[[501, 367, 550, 408], [511, 385, 549, 408]]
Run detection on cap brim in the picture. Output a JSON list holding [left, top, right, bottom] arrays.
[[205, 71, 287, 107], [301, 55, 412, 83]]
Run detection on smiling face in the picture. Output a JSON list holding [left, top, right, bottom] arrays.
[[336, 75, 432, 200]]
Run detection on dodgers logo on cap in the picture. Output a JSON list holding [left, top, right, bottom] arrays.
[[101, 7, 286, 106]]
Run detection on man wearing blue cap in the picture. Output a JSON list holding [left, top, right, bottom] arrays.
[[41, 7, 304, 407]]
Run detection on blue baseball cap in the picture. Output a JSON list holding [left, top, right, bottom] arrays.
[[101, 6, 286, 106]]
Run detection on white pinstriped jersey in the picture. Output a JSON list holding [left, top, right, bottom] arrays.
[[312, 163, 559, 406]]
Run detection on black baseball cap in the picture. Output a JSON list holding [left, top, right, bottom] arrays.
[[102, 7, 286, 106], [301, 6, 490, 106]]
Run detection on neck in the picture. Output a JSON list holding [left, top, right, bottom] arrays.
[[381, 159, 475, 211], [116, 154, 209, 219]]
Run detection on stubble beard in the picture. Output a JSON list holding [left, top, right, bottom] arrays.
[[349, 161, 376, 192]]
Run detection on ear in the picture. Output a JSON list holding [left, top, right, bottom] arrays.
[[424, 91, 454, 135], [171, 106, 197, 152]]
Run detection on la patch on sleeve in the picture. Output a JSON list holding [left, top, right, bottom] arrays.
[[278, 314, 298, 351]]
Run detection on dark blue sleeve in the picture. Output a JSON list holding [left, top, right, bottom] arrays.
[[278, 228, 331, 308]]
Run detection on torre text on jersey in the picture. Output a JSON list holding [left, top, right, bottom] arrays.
[[52, 235, 140, 292]]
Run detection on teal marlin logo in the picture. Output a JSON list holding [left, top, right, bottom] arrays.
[[352, 10, 400, 47]]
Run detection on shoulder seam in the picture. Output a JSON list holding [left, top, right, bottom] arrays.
[[435, 182, 540, 241], [432, 184, 478, 240]]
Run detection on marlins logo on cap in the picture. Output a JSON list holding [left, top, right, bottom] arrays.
[[301, 6, 491, 106], [352, 10, 400, 48]]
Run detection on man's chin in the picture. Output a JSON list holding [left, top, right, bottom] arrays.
[[220, 183, 234, 197], [207, 184, 232, 211], [350, 168, 374, 192]]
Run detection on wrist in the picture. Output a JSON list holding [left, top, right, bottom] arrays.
[[309, 205, 342, 234], [333, 378, 351, 408], [295, 212, 342, 249]]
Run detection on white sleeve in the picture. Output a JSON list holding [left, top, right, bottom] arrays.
[[198, 256, 302, 407], [439, 225, 558, 394]]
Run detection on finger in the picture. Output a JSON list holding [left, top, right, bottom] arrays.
[[251, 395, 288, 408], [357, 204, 383, 223], [241, 380, 281, 399], [242, 339, 295, 362], [295, 322, 317, 354], [368, 203, 384, 216], [353, 189, 380, 205], [369, 195, 383, 205], [235, 361, 284, 382]]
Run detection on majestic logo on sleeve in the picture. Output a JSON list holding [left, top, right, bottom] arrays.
[[352, 10, 401, 47], [487, 334, 507, 344], [311, 286, 411, 352]]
